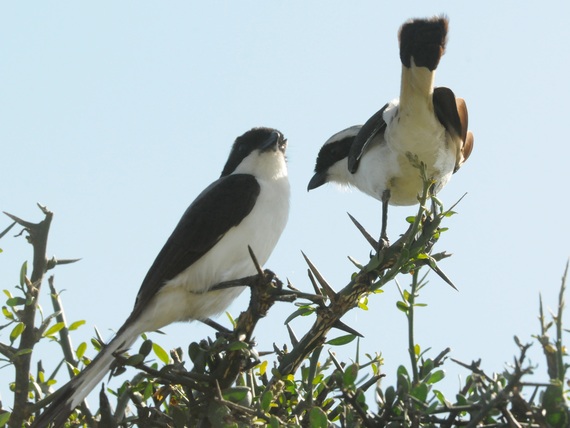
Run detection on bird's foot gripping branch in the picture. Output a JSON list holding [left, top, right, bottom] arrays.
[[2, 186, 569, 426], [0, 165, 452, 427], [276, 158, 458, 379]]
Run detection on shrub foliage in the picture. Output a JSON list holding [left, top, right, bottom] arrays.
[[1, 168, 569, 427]]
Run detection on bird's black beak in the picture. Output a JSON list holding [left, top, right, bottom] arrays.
[[307, 171, 327, 191], [261, 130, 286, 153]]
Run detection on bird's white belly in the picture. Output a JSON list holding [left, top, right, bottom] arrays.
[[384, 112, 456, 205], [138, 176, 290, 331]]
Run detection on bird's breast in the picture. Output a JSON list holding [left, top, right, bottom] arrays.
[[141, 176, 290, 329], [383, 112, 456, 205]]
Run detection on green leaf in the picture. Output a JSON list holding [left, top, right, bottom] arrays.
[[91, 338, 102, 352], [384, 386, 396, 405], [433, 389, 449, 406], [396, 301, 409, 313], [10, 322, 25, 343], [19, 261, 28, 287], [139, 339, 153, 357], [355, 389, 367, 407], [397, 365, 410, 393], [326, 334, 356, 346], [284, 306, 314, 325], [143, 381, 154, 401], [188, 342, 203, 362], [222, 387, 250, 404], [227, 341, 249, 351], [0, 412, 11, 427], [422, 359, 434, 374], [414, 344, 421, 356], [76, 342, 87, 359], [3, 290, 13, 299], [126, 354, 145, 366], [2, 306, 14, 320], [44, 322, 65, 337], [6, 297, 26, 307], [68, 320, 86, 331], [225, 311, 237, 329], [256, 360, 268, 376], [152, 342, 170, 364], [426, 369, 445, 384], [411, 383, 428, 402], [309, 406, 328, 428], [261, 390, 273, 412], [343, 363, 359, 387], [543, 383, 568, 427]]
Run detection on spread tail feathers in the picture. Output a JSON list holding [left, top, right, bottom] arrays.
[[399, 16, 448, 71], [31, 324, 140, 428]]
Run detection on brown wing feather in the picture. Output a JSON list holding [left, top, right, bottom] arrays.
[[455, 98, 469, 143], [462, 131, 474, 162], [453, 97, 474, 172]]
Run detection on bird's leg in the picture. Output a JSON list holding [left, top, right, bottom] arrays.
[[426, 184, 439, 229], [378, 189, 391, 251]]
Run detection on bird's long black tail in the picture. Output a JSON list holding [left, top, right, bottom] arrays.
[[31, 324, 139, 428]]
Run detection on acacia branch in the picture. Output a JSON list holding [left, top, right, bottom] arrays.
[[274, 202, 441, 379], [6, 205, 53, 427]]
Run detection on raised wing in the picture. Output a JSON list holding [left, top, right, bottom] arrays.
[[132, 174, 260, 316]]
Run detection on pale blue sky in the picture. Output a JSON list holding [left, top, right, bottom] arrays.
[[1, 1, 569, 411]]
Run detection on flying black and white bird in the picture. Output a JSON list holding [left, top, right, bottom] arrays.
[[308, 16, 474, 248], [32, 127, 290, 427]]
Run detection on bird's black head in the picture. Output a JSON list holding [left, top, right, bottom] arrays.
[[399, 16, 448, 71], [308, 127, 357, 190], [221, 127, 287, 177]]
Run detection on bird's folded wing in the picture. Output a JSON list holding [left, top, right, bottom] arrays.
[[132, 174, 260, 315], [348, 103, 389, 173]]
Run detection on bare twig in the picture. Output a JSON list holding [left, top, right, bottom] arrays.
[[465, 344, 533, 428]]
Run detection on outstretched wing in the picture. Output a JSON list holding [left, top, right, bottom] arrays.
[[132, 173, 260, 315], [348, 103, 389, 173]]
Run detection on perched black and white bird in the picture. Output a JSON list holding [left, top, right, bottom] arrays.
[[308, 16, 474, 247], [33, 127, 290, 427]]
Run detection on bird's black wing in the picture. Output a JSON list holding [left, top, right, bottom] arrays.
[[348, 103, 389, 173], [433, 86, 474, 172], [433, 86, 462, 138], [131, 173, 260, 317]]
